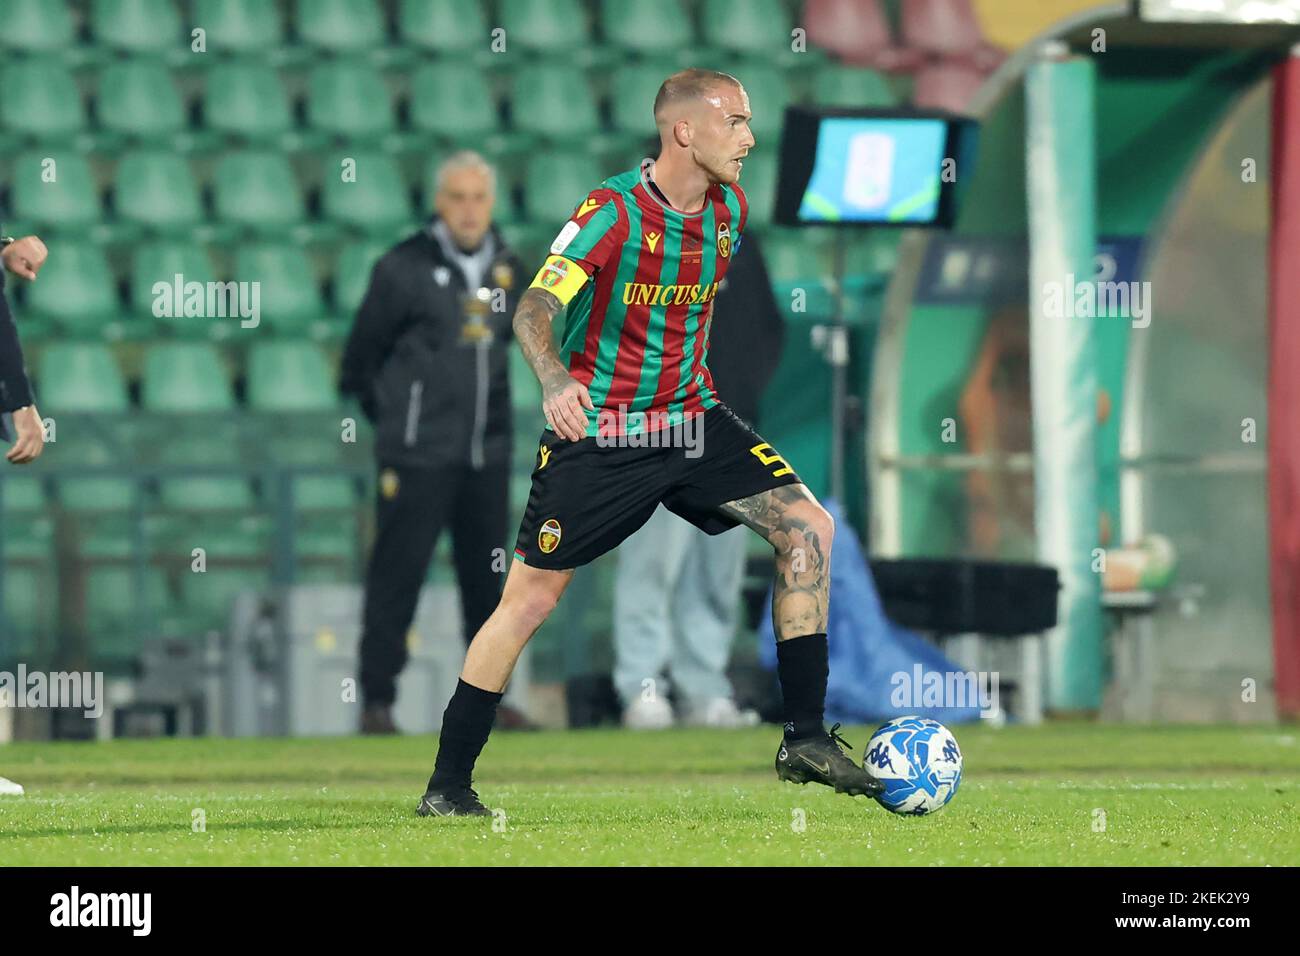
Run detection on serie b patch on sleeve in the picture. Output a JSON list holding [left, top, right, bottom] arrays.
[[550, 220, 581, 255]]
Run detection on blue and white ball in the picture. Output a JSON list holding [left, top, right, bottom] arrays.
[[863, 716, 963, 815]]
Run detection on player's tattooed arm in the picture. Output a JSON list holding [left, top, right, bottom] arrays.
[[717, 484, 831, 638], [513, 286, 594, 441], [513, 287, 567, 386]]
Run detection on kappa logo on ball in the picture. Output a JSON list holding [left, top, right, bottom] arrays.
[[538, 518, 562, 553]]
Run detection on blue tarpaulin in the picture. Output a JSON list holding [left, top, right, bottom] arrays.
[[758, 499, 984, 725]]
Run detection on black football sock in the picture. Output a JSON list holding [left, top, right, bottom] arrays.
[[776, 633, 828, 740], [427, 678, 503, 791]]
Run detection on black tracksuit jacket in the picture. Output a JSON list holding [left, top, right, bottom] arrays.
[[339, 219, 525, 469]]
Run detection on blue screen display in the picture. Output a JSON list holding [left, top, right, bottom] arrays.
[[798, 117, 948, 224]]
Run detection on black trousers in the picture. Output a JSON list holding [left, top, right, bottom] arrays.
[[358, 458, 510, 707]]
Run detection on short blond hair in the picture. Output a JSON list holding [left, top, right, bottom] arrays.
[[653, 68, 742, 125]]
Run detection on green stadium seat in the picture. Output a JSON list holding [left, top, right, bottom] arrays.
[[9, 151, 100, 232], [24, 242, 121, 337], [320, 150, 413, 234], [91, 0, 183, 55], [213, 151, 305, 234], [814, 65, 898, 108], [702, 0, 792, 56], [234, 244, 326, 334], [56, 436, 138, 512], [256, 428, 357, 513], [157, 433, 257, 512], [203, 61, 293, 141], [500, 0, 612, 67], [130, 240, 220, 337], [501, 0, 587, 51], [2, 565, 52, 657], [738, 150, 776, 227], [295, 514, 357, 563], [84, 566, 172, 657], [297, 0, 386, 52], [333, 238, 390, 315], [409, 63, 498, 142], [524, 151, 606, 225], [0, 0, 75, 56], [1, 515, 54, 561], [498, 222, 553, 268], [601, 0, 693, 54], [0, 58, 85, 141], [192, 0, 285, 54], [98, 59, 186, 141], [762, 227, 833, 318], [247, 341, 336, 411], [183, 513, 272, 560], [114, 151, 203, 233], [510, 64, 600, 142], [142, 342, 234, 411], [178, 566, 267, 632], [610, 63, 668, 136], [398, 0, 487, 56], [33, 347, 134, 511], [731, 63, 792, 142], [0, 474, 47, 512], [306, 60, 396, 142], [37, 342, 130, 412]]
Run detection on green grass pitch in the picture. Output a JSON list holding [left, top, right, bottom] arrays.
[[2, 724, 1298, 865]]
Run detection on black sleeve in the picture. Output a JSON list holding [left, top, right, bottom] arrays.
[[0, 278, 35, 414], [738, 232, 785, 398], [338, 252, 409, 420]]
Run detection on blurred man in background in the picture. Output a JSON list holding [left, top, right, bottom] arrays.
[[340, 152, 530, 734], [0, 234, 48, 464], [614, 230, 785, 729]]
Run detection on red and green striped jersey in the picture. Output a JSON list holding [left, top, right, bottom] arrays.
[[534, 159, 749, 438]]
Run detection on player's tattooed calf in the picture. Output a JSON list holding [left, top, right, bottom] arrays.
[[718, 485, 831, 638]]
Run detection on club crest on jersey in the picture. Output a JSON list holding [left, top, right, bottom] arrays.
[[576, 197, 601, 218], [716, 222, 731, 259], [645, 231, 661, 254], [538, 518, 562, 554]]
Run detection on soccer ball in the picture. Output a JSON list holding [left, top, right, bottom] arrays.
[[863, 716, 962, 815]]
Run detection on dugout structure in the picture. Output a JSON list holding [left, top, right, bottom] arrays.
[[868, 4, 1300, 719]]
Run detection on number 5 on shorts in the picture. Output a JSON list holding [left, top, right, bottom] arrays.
[[750, 442, 793, 477]]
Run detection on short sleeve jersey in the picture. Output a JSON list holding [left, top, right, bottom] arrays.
[[529, 158, 749, 438]]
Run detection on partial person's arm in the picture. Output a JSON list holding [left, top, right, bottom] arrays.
[[517, 188, 625, 441], [737, 232, 785, 399], [513, 285, 592, 442], [0, 237, 47, 464], [339, 254, 408, 420]]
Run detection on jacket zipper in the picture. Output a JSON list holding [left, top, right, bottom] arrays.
[[404, 379, 423, 447], [470, 339, 488, 469]]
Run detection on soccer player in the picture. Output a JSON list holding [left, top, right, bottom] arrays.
[[417, 69, 882, 816]]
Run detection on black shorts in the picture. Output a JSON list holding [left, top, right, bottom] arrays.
[[512, 403, 802, 570]]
